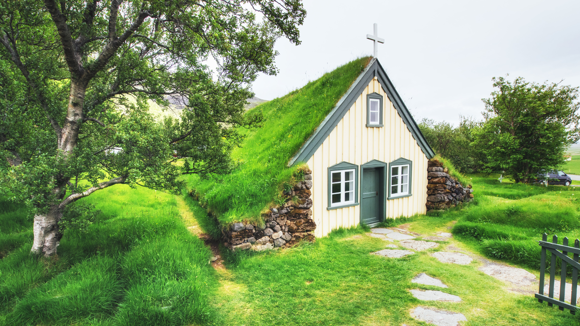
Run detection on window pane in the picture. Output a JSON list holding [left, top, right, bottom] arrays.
[[371, 99, 379, 111], [332, 183, 341, 194], [402, 184, 408, 194], [392, 166, 399, 176], [391, 186, 398, 194], [345, 181, 353, 192], [402, 166, 408, 175], [332, 172, 341, 183], [345, 171, 353, 181], [392, 176, 398, 185], [370, 112, 378, 123], [345, 192, 351, 202], [402, 175, 408, 185], [332, 194, 341, 203]]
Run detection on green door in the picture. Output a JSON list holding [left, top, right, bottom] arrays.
[[362, 167, 383, 226]]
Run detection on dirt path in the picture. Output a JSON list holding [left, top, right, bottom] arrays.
[[175, 195, 226, 270]]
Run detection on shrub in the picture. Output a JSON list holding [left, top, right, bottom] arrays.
[[452, 222, 529, 241]]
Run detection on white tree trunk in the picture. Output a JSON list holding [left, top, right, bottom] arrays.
[[31, 206, 62, 256]]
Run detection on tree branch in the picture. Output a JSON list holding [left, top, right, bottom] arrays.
[[44, 0, 83, 77], [83, 117, 105, 127], [0, 32, 62, 136], [109, 0, 120, 41], [59, 176, 126, 208]]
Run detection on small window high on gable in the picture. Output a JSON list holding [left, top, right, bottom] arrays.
[[366, 93, 383, 127]]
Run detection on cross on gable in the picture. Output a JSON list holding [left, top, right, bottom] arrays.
[[367, 23, 384, 58]]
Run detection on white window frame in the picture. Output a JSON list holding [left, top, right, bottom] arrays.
[[330, 169, 356, 207], [390, 164, 410, 197], [368, 99, 380, 125]]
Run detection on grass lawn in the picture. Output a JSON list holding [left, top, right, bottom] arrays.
[[0, 186, 217, 326], [2, 174, 580, 325], [562, 155, 580, 175]]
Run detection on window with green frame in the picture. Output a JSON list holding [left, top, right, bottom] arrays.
[[388, 158, 413, 199], [366, 93, 383, 127], [327, 162, 359, 210]]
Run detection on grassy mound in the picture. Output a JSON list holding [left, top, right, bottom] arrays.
[[184, 57, 372, 226], [0, 185, 217, 325], [432, 154, 471, 186]]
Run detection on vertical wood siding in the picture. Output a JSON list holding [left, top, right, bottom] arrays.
[[306, 77, 429, 238]]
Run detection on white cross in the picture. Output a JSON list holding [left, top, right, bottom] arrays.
[[367, 23, 385, 58]]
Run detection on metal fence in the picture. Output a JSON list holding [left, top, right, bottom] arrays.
[[536, 234, 579, 314]]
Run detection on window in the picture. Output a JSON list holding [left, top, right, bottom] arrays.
[[331, 170, 355, 206], [390, 165, 409, 197], [388, 158, 413, 199], [369, 99, 380, 125], [327, 162, 359, 210], [366, 93, 383, 127]]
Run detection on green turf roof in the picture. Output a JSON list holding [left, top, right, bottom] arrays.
[[185, 57, 372, 225]]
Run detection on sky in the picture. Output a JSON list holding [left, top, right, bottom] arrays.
[[250, 0, 580, 126]]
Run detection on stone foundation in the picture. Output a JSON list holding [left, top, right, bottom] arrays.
[[426, 159, 473, 210], [198, 168, 316, 251]]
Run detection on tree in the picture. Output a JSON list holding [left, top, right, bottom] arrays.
[[419, 116, 483, 173], [0, 0, 305, 256], [473, 76, 580, 183]]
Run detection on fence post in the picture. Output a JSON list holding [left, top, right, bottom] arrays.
[[539, 233, 547, 303], [560, 237, 569, 311], [573, 239, 579, 315], [549, 235, 558, 306]]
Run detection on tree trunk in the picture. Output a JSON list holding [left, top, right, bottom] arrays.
[[31, 205, 63, 257]]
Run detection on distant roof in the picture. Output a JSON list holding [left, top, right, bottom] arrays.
[[288, 58, 435, 166]]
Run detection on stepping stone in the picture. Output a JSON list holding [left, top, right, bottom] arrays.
[[399, 240, 439, 251], [372, 249, 414, 258], [385, 244, 398, 248], [411, 307, 467, 326], [480, 264, 536, 287], [410, 290, 462, 302], [412, 273, 448, 288], [432, 252, 472, 265], [422, 236, 449, 242], [371, 228, 393, 234], [543, 280, 580, 304], [386, 232, 416, 241], [437, 232, 453, 238], [367, 233, 394, 241]]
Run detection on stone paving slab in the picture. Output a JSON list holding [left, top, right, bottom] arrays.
[[544, 280, 580, 304], [412, 273, 448, 288], [386, 232, 416, 241], [385, 244, 398, 248], [480, 264, 536, 287], [437, 232, 453, 238], [432, 252, 473, 265], [410, 290, 462, 302], [399, 240, 439, 251], [367, 233, 394, 241], [411, 307, 467, 326], [371, 249, 414, 258], [371, 228, 394, 234], [422, 236, 449, 242]]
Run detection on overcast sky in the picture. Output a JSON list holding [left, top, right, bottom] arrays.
[[250, 0, 580, 126]]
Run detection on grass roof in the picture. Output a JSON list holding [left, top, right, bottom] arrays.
[[183, 57, 372, 226]]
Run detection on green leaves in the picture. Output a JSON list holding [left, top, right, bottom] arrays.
[[474, 76, 580, 182]]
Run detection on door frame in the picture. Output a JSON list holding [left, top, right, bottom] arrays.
[[360, 160, 387, 226]]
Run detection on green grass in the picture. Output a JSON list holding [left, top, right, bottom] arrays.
[[183, 57, 372, 227], [0, 185, 217, 325], [433, 154, 471, 186], [210, 226, 579, 325], [562, 155, 580, 175]]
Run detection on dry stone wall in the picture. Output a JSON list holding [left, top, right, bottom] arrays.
[[223, 169, 316, 251], [426, 159, 473, 210]]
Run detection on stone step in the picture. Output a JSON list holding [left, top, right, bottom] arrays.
[[432, 252, 472, 265], [386, 232, 416, 241], [412, 273, 448, 288], [371, 228, 393, 234], [371, 249, 414, 258], [399, 240, 439, 251], [410, 290, 461, 302], [411, 307, 467, 326], [479, 264, 536, 287]]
